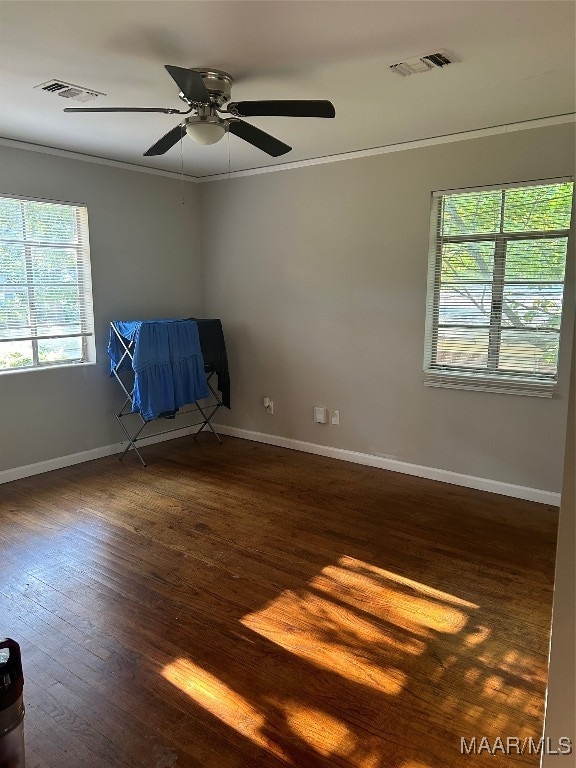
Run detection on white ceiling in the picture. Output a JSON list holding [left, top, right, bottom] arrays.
[[0, 1, 574, 179]]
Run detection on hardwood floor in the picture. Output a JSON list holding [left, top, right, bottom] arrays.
[[0, 436, 558, 768]]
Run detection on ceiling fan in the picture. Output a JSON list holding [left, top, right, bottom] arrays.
[[64, 65, 335, 157]]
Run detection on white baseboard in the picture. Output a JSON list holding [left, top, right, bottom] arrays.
[[0, 424, 200, 485], [0, 422, 561, 507], [213, 424, 561, 507]]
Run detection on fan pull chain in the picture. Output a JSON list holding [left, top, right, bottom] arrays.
[[180, 132, 185, 206], [227, 129, 231, 204]]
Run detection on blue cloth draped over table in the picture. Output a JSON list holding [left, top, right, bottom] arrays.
[[108, 320, 209, 421]]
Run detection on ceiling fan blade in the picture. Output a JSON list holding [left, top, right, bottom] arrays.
[[143, 124, 186, 156], [227, 100, 335, 118], [64, 107, 181, 114], [165, 65, 210, 103], [228, 119, 291, 157]]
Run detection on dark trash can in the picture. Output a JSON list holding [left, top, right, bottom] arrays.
[[0, 639, 25, 768]]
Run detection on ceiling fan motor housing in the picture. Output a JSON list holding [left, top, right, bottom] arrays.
[[184, 68, 234, 107]]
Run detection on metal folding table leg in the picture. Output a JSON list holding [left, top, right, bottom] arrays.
[[115, 413, 148, 466], [193, 374, 223, 443], [110, 324, 149, 465]]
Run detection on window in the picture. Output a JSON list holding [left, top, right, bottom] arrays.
[[0, 195, 95, 372], [424, 179, 574, 396]]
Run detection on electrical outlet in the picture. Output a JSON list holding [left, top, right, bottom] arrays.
[[331, 410, 340, 425], [314, 406, 327, 423], [263, 397, 274, 414]]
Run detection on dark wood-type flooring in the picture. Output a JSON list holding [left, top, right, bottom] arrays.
[[0, 436, 559, 768]]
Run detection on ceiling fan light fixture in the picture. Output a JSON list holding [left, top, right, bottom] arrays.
[[185, 118, 227, 145]]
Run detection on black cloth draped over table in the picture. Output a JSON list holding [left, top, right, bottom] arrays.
[[186, 318, 231, 409]]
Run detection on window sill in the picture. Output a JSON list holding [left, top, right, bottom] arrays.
[[424, 370, 556, 398], [0, 360, 97, 377]]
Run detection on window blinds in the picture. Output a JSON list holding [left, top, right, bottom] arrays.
[[0, 195, 95, 371], [425, 180, 573, 396]]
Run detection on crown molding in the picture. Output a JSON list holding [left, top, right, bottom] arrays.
[[198, 113, 576, 183], [0, 136, 200, 182], [1, 112, 574, 185]]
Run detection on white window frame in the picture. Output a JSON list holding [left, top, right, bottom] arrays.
[[424, 178, 573, 397], [0, 193, 96, 374]]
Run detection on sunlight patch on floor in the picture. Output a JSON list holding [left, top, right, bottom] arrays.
[[285, 703, 352, 757], [162, 658, 291, 763], [337, 557, 478, 609], [241, 587, 408, 694], [241, 557, 476, 695], [160, 552, 549, 767], [312, 557, 476, 636], [162, 657, 390, 767], [284, 701, 388, 767]]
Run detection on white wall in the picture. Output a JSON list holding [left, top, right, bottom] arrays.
[[200, 123, 575, 494], [0, 145, 200, 472], [542, 317, 575, 765]]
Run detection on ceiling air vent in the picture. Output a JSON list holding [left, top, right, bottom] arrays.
[[34, 80, 105, 103], [390, 49, 457, 77]]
